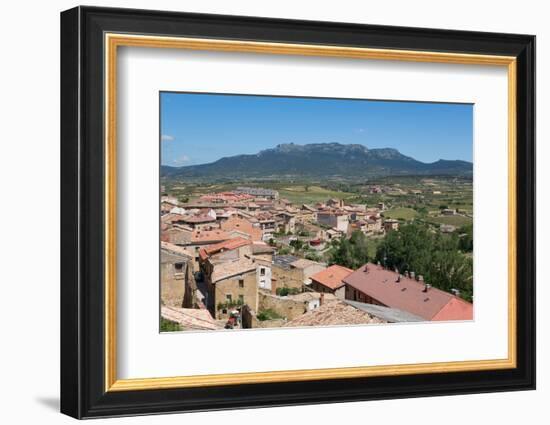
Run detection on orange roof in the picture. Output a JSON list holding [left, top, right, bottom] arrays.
[[191, 229, 230, 243], [343, 263, 473, 321], [220, 216, 262, 241], [203, 237, 252, 257], [182, 215, 216, 223], [311, 265, 354, 290], [431, 296, 474, 321]]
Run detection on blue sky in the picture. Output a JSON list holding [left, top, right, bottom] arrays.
[[160, 92, 473, 167]]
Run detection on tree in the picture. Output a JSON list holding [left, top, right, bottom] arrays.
[[289, 239, 305, 252], [457, 223, 473, 252], [328, 231, 371, 269], [375, 223, 473, 301]]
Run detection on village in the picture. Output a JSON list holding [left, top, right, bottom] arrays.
[[160, 185, 474, 331]]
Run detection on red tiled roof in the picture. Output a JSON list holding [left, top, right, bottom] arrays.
[[256, 212, 274, 221], [203, 237, 252, 257], [311, 265, 354, 290], [220, 216, 263, 241], [431, 296, 474, 321], [161, 213, 185, 224], [191, 229, 230, 243], [343, 263, 473, 321], [182, 215, 216, 223]]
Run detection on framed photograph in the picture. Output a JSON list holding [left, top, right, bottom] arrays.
[[60, 6, 535, 419]]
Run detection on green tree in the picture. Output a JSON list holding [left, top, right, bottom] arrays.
[[329, 231, 371, 269], [457, 223, 473, 252], [289, 239, 305, 252], [375, 223, 473, 301]]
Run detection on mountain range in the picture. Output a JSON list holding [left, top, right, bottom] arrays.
[[161, 143, 472, 180]]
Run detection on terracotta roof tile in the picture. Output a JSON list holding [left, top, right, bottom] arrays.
[[191, 229, 230, 243], [203, 237, 252, 257], [182, 215, 216, 223], [284, 300, 385, 327], [311, 265, 354, 290], [343, 263, 473, 321]]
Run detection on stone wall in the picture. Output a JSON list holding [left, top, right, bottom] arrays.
[[271, 265, 303, 293], [241, 304, 286, 329], [258, 291, 309, 321]]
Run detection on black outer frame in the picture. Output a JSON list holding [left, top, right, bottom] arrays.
[[60, 6, 536, 419]]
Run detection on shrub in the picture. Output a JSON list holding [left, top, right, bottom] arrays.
[[257, 308, 283, 321], [276, 286, 300, 296], [160, 317, 181, 332]]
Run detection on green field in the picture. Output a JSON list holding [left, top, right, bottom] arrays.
[[382, 208, 419, 220], [427, 215, 473, 227]]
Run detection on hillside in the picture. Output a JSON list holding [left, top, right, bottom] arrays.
[[161, 143, 472, 180]]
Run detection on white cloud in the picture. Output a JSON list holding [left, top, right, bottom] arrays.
[[172, 155, 191, 165], [161, 134, 175, 141]]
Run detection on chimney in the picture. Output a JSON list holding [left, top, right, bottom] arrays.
[[363, 265, 369, 273], [320, 293, 325, 306], [404, 271, 409, 278], [451, 288, 460, 297], [418, 275, 424, 282], [423, 283, 431, 293], [396, 274, 401, 283], [410, 271, 415, 280]]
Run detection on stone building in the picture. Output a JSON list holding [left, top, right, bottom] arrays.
[[271, 255, 326, 293], [160, 242, 196, 308], [199, 237, 273, 319], [310, 264, 354, 299], [383, 219, 400, 232], [206, 258, 259, 319], [317, 211, 349, 232]]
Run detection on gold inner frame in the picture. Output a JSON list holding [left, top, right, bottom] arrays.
[[104, 33, 517, 392]]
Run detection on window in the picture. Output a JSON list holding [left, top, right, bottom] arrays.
[[238, 295, 244, 303], [226, 294, 232, 302], [260, 268, 266, 276], [238, 279, 244, 288], [174, 262, 183, 272]]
